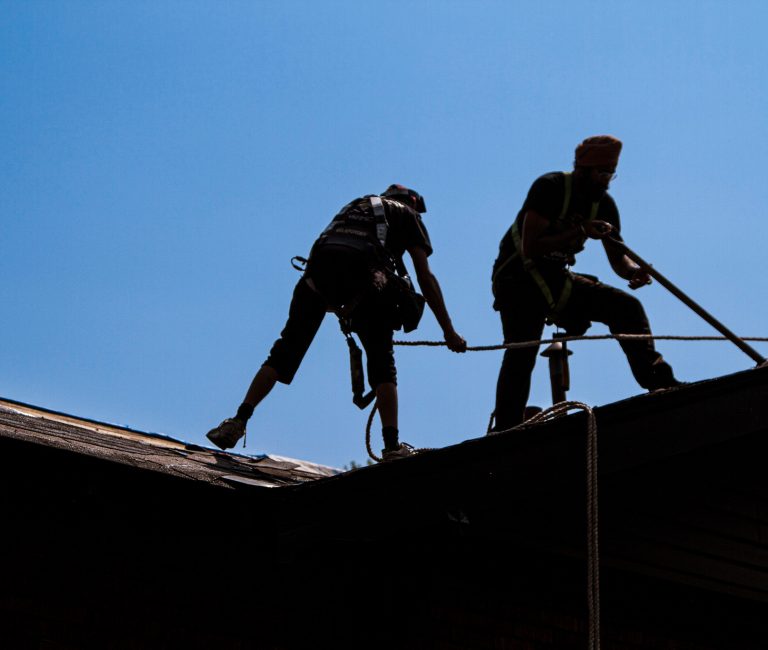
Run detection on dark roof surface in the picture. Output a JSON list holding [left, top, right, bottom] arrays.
[[3, 367, 768, 603]]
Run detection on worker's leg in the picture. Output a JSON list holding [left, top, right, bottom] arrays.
[[494, 305, 546, 431], [374, 382, 398, 430], [259, 278, 328, 387], [241, 365, 278, 412], [356, 321, 401, 452], [208, 278, 327, 449], [566, 276, 678, 389]]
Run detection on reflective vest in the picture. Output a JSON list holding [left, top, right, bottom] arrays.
[[492, 173, 600, 315]]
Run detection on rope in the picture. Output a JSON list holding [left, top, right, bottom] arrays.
[[370, 332, 767, 642], [491, 401, 601, 650], [364, 403, 382, 463], [394, 333, 768, 352], [364, 400, 436, 463], [368, 399, 601, 642]]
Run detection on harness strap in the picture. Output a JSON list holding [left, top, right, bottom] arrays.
[[508, 221, 573, 314], [369, 195, 388, 248], [493, 172, 588, 314]]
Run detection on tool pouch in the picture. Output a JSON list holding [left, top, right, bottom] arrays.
[[392, 274, 426, 333]]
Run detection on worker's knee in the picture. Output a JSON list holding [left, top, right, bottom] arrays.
[[620, 292, 647, 322], [602, 286, 647, 322], [367, 360, 397, 389], [500, 346, 538, 375]]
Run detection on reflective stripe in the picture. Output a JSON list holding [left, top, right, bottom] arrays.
[[553, 274, 573, 313], [588, 201, 599, 222], [557, 172, 599, 235], [369, 196, 388, 247], [555, 172, 598, 224]]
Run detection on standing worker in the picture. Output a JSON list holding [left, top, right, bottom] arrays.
[[491, 136, 680, 431], [207, 185, 466, 459]]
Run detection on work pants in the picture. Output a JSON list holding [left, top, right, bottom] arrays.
[[493, 272, 676, 431], [263, 277, 397, 389]]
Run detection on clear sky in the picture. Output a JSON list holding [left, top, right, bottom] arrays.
[[2, 1, 766, 468]]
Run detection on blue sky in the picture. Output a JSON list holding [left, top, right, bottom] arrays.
[[2, 1, 766, 468]]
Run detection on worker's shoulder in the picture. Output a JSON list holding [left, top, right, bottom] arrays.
[[382, 196, 419, 216], [524, 171, 567, 206], [533, 170, 567, 186], [382, 197, 423, 225]]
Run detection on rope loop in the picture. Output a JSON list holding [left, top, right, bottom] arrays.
[[363, 400, 436, 463], [364, 402, 381, 463]]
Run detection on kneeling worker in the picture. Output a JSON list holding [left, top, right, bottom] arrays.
[[491, 136, 680, 431], [207, 185, 466, 459]]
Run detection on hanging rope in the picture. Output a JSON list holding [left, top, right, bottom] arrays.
[[365, 333, 768, 645], [394, 333, 768, 352], [368, 400, 602, 646], [491, 401, 601, 650], [365, 332, 767, 641], [364, 403, 381, 463]]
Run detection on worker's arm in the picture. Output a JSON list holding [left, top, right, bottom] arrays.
[[407, 246, 466, 352], [602, 232, 652, 290], [520, 209, 583, 258]]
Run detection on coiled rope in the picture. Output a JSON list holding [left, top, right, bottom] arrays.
[[394, 333, 768, 352]]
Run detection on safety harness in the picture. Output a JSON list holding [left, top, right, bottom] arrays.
[[339, 196, 389, 410], [293, 196, 415, 410], [492, 172, 600, 317]]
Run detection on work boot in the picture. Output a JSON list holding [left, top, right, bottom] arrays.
[[646, 362, 684, 391], [381, 442, 415, 461], [206, 418, 245, 450]]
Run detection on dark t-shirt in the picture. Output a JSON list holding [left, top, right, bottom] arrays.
[[493, 172, 621, 278], [309, 195, 432, 324], [380, 197, 433, 260], [319, 195, 433, 262]]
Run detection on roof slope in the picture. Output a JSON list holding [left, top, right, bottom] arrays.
[[0, 397, 339, 488], [2, 366, 768, 604], [2, 370, 768, 650]]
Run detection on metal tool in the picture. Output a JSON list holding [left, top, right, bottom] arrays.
[[606, 236, 766, 366]]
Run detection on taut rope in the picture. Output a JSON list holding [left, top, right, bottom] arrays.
[[395, 333, 768, 352]]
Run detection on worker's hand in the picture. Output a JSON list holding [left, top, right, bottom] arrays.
[[444, 330, 467, 353], [628, 266, 653, 290], [583, 220, 614, 239]]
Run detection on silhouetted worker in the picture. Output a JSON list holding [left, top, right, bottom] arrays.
[[207, 185, 466, 459], [491, 136, 679, 431]]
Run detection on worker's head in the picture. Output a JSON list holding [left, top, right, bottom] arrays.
[[574, 135, 623, 195], [382, 184, 427, 213]]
